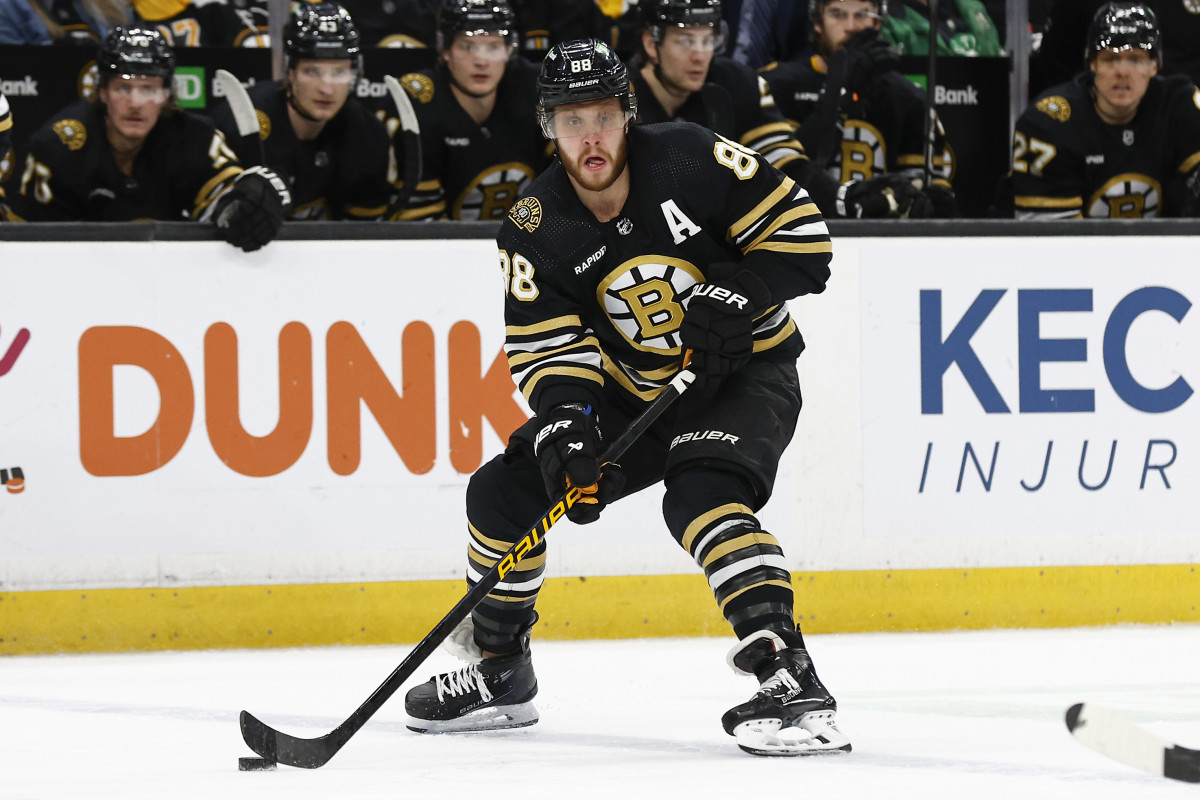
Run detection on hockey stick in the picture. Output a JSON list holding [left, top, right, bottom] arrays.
[[214, 69, 265, 167], [921, 0, 937, 190], [240, 367, 697, 768], [1066, 702, 1200, 783], [384, 75, 422, 219]]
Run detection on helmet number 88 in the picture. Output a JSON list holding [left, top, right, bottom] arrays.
[[713, 135, 759, 180], [570, 59, 593, 72]]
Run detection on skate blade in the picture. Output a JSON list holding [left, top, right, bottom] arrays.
[[405, 702, 539, 734], [732, 712, 852, 757]]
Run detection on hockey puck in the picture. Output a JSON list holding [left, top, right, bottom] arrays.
[[238, 757, 277, 771]]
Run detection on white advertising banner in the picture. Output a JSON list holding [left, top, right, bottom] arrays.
[[858, 236, 1199, 566]]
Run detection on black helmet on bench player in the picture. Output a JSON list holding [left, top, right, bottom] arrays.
[[1085, 2, 1161, 66], [284, 2, 362, 71], [536, 38, 637, 138]]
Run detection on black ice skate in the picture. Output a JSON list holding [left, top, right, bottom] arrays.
[[721, 630, 851, 756], [404, 646, 538, 734]]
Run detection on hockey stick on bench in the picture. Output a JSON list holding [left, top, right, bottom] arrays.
[[214, 69, 266, 167], [1066, 702, 1200, 783], [240, 367, 696, 769], [384, 75, 421, 219]]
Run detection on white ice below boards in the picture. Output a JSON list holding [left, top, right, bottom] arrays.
[[3, 624, 1199, 798]]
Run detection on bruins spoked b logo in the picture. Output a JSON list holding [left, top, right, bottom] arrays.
[[597, 256, 704, 354]]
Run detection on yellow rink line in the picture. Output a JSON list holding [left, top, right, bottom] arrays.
[[2, 564, 1197, 655]]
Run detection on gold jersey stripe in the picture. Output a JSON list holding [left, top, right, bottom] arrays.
[[752, 317, 798, 352], [520, 365, 605, 402], [728, 177, 796, 240], [739, 121, 798, 146], [748, 240, 834, 255], [681, 503, 754, 553], [192, 166, 242, 214], [1178, 150, 1200, 174], [700, 531, 781, 569], [506, 314, 584, 338], [718, 579, 793, 613], [506, 335, 601, 367], [1014, 195, 1082, 208], [742, 202, 821, 252], [396, 201, 445, 219]]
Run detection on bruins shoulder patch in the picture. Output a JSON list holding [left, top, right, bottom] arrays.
[[256, 109, 271, 140], [1035, 95, 1071, 123], [508, 196, 542, 232], [52, 119, 88, 150], [401, 73, 435, 104]]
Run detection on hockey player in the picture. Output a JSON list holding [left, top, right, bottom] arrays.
[[1012, 2, 1200, 219], [393, 0, 550, 221], [131, 0, 268, 47], [630, 0, 843, 216], [404, 37, 849, 758], [209, 3, 395, 220], [759, 0, 957, 218], [11, 26, 290, 252]]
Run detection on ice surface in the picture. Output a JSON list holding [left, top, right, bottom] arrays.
[[3, 625, 1199, 798]]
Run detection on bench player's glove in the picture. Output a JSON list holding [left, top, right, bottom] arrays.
[[212, 166, 291, 252], [679, 267, 772, 398], [533, 403, 625, 524], [1183, 165, 1200, 216], [837, 174, 932, 219], [842, 29, 900, 93]]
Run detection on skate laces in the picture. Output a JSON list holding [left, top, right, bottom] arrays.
[[760, 666, 803, 699], [435, 664, 494, 703]]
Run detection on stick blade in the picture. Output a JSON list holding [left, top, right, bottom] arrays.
[[214, 69, 260, 140], [1066, 702, 1200, 783], [240, 709, 337, 770]]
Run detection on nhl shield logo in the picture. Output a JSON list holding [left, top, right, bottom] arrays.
[[509, 196, 542, 232]]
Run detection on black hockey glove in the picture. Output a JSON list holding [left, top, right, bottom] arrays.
[[922, 182, 959, 218], [841, 29, 900, 94], [212, 166, 291, 252], [1182, 165, 1200, 216], [836, 174, 932, 219], [533, 403, 625, 525], [679, 267, 772, 398]]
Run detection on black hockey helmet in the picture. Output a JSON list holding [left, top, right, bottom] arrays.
[[284, 2, 363, 69], [536, 38, 637, 137], [96, 26, 175, 86], [809, 0, 888, 24], [1085, 2, 1160, 65], [436, 0, 518, 52], [641, 0, 725, 43]]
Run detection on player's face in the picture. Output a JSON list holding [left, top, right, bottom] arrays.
[[814, 0, 882, 54], [553, 99, 629, 194], [444, 32, 512, 98], [100, 76, 169, 142], [648, 25, 719, 94], [288, 59, 355, 121], [1090, 48, 1157, 122]]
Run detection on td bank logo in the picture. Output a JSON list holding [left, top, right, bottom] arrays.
[[1, 467, 25, 495], [173, 67, 206, 109]]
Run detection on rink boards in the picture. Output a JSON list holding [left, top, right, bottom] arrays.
[[1, 233, 1197, 653]]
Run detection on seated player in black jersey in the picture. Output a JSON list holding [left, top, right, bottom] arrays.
[[131, 0, 267, 47], [393, 0, 550, 221], [760, 0, 958, 218], [1013, 2, 1200, 218], [629, 0, 843, 216], [10, 26, 289, 252], [209, 3, 395, 220], [404, 37, 850, 758]]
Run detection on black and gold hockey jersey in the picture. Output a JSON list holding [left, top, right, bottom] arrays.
[[395, 58, 551, 221], [209, 81, 394, 220], [11, 98, 241, 221], [759, 55, 953, 185], [335, 0, 437, 48], [499, 121, 831, 418], [133, 0, 267, 47], [1013, 72, 1200, 219], [631, 56, 811, 180]]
